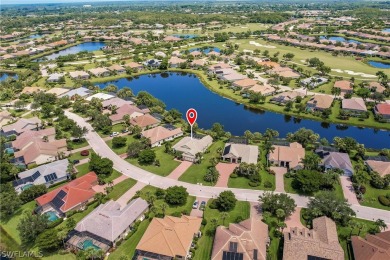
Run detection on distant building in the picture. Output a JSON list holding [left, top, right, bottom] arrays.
[[141, 125, 183, 147], [1, 117, 41, 136], [374, 103, 390, 122], [283, 216, 344, 260], [173, 135, 213, 162], [351, 231, 390, 260]]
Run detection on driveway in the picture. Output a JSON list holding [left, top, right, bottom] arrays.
[[271, 166, 287, 193], [167, 160, 193, 180], [92, 174, 129, 193], [215, 163, 238, 187], [340, 176, 359, 205], [64, 111, 390, 225], [285, 207, 306, 230], [190, 197, 209, 218], [116, 181, 147, 209], [250, 202, 262, 220]]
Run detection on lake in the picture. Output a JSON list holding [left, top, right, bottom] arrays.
[[368, 61, 390, 69], [96, 72, 390, 149], [0, 72, 18, 81], [382, 28, 390, 33], [29, 34, 43, 39], [40, 42, 106, 60], [172, 34, 198, 39], [189, 47, 220, 54], [320, 36, 361, 44]]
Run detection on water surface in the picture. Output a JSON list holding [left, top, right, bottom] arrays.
[[368, 61, 390, 69], [40, 42, 106, 60]]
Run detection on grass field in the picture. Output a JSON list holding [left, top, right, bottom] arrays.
[[106, 134, 136, 155], [179, 140, 225, 185], [107, 178, 137, 200], [359, 185, 390, 210], [194, 200, 250, 260], [68, 149, 92, 162], [228, 169, 276, 191], [126, 145, 180, 177]]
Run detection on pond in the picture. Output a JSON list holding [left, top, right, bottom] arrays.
[[320, 36, 361, 44], [28, 34, 43, 39], [189, 47, 220, 54], [172, 34, 198, 39], [96, 73, 390, 149], [0, 72, 18, 81], [368, 61, 390, 69], [382, 28, 390, 33], [39, 42, 106, 60]]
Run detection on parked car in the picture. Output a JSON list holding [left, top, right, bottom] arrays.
[[192, 201, 199, 209], [80, 150, 89, 156], [122, 128, 129, 133], [110, 132, 119, 137], [200, 201, 206, 211], [72, 159, 80, 164]]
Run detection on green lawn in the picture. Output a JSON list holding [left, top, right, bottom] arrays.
[[0, 201, 36, 244], [179, 140, 225, 185], [284, 175, 345, 201], [126, 145, 180, 177], [138, 185, 196, 216], [261, 215, 284, 260], [68, 149, 92, 162], [228, 169, 276, 191], [107, 178, 137, 200], [360, 184, 390, 210], [106, 134, 136, 155], [68, 139, 89, 150], [75, 163, 91, 177], [98, 124, 126, 138], [194, 200, 250, 260], [108, 219, 151, 259]]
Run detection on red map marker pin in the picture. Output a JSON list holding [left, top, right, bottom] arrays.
[[186, 108, 197, 126]]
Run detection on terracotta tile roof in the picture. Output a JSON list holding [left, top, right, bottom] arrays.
[[107, 64, 125, 71], [334, 80, 353, 91], [109, 104, 144, 122], [136, 216, 202, 258], [307, 95, 334, 109], [342, 98, 367, 111], [169, 56, 186, 65], [351, 231, 390, 260], [222, 143, 259, 164], [211, 218, 268, 260], [36, 172, 97, 213], [269, 142, 305, 169], [366, 160, 390, 177], [163, 36, 182, 42], [45, 87, 70, 96], [124, 62, 143, 69], [374, 103, 390, 116], [1, 117, 41, 135], [12, 128, 56, 150], [142, 125, 183, 145], [232, 78, 257, 88], [14, 138, 67, 164], [130, 114, 160, 128], [249, 84, 275, 95], [21, 86, 41, 94], [283, 216, 344, 260], [368, 82, 386, 93]]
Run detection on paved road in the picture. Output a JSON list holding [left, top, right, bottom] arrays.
[[65, 111, 390, 224]]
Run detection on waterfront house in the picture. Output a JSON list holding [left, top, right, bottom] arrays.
[[102, 97, 133, 109], [144, 59, 161, 68], [316, 149, 353, 176], [221, 143, 259, 164], [168, 56, 186, 68], [351, 231, 390, 260], [342, 98, 367, 115], [283, 216, 344, 260], [13, 159, 69, 193], [67, 198, 149, 252], [45, 87, 70, 96], [211, 218, 268, 260], [69, 71, 90, 80], [47, 73, 64, 83], [172, 135, 213, 162], [334, 80, 353, 96], [191, 59, 206, 68], [365, 159, 390, 178], [35, 172, 98, 216], [249, 84, 276, 96], [109, 104, 144, 124], [268, 142, 305, 170], [232, 78, 257, 89], [190, 50, 202, 57], [59, 87, 92, 99], [270, 91, 305, 105], [130, 114, 160, 130], [374, 103, 390, 122], [135, 216, 202, 260], [163, 35, 182, 42], [141, 125, 183, 147], [88, 67, 110, 77], [124, 62, 144, 71], [107, 64, 126, 74], [1, 117, 41, 136], [85, 92, 115, 101], [306, 95, 334, 111]]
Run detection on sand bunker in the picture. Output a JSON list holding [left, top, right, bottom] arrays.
[[331, 69, 376, 78], [249, 41, 276, 49]]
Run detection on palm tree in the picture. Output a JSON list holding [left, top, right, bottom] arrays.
[[375, 219, 387, 232], [220, 212, 229, 226], [57, 229, 67, 248], [348, 220, 358, 236], [357, 223, 366, 236], [160, 202, 168, 216]]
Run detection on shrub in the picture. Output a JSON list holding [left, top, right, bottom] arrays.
[[209, 200, 218, 209], [378, 195, 390, 206], [112, 136, 127, 148], [235, 216, 244, 223], [201, 219, 207, 226], [215, 191, 237, 212], [264, 181, 273, 188], [249, 181, 260, 187], [171, 212, 182, 217], [47, 218, 63, 229], [19, 185, 47, 203], [80, 150, 89, 156], [230, 173, 238, 178], [165, 186, 188, 206], [155, 188, 166, 199]]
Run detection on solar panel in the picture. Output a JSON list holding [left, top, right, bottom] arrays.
[[222, 251, 243, 260], [57, 190, 67, 199], [31, 171, 41, 180], [229, 242, 238, 252], [51, 196, 65, 209], [44, 173, 58, 183]]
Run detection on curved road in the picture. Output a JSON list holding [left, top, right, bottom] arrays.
[[65, 111, 390, 224]]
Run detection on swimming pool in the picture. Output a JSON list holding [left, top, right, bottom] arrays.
[[83, 239, 100, 250], [21, 184, 33, 191], [45, 211, 59, 222]]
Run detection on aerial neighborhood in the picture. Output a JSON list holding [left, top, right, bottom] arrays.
[[0, 1, 389, 260]]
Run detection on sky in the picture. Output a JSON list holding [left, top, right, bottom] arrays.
[[3, 0, 139, 5]]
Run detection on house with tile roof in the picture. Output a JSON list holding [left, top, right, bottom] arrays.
[[342, 98, 367, 116], [222, 143, 259, 164], [59, 87, 92, 99], [102, 97, 134, 109], [67, 198, 149, 252], [124, 62, 144, 71], [317, 151, 354, 176], [141, 125, 183, 147], [88, 67, 110, 77], [374, 103, 390, 122], [108, 64, 126, 74], [1, 117, 41, 136], [12, 127, 56, 151], [45, 87, 70, 96], [109, 104, 144, 124], [169, 56, 186, 68], [35, 172, 98, 216], [306, 95, 334, 111], [69, 70, 90, 80], [351, 231, 390, 260], [13, 138, 67, 166], [232, 78, 257, 89], [270, 91, 305, 105], [173, 135, 213, 162], [283, 216, 344, 260], [248, 84, 276, 96], [0, 110, 13, 127], [334, 80, 353, 96], [13, 159, 69, 193], [135, 215, 202, 260], [130, 114, 160, 130], [365, 160, 390, 178], [211, 218, 268, 260], [268, 142, 305, 170]]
